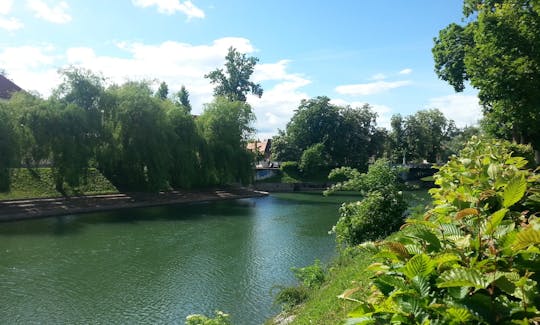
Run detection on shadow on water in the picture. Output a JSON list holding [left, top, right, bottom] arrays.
[[0, 199, 259, 237], [0, 215, 85, 236]]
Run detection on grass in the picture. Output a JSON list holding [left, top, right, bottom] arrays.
[[268, 189, 433, 324], [285, 250, 373, 325], [0, 168, 118, 200]]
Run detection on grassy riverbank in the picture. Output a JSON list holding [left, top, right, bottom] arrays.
[[267, 190, 432, 324], [0, 168, 118, 200]]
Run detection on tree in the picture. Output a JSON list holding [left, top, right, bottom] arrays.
[[156, 81, 169, 100], [205, 47, 263, 102], [174, 85, 192, 112], [275, 96, 381, 171], [390, 109, 456, 164], [105, 82, 172, 191], [433, 0, 540, 162], [299, 143, 328, 176], [0, 104, 19, 191], [196, 97, 256, 184]]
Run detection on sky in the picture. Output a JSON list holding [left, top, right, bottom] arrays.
[[0, 0, 482, 139]]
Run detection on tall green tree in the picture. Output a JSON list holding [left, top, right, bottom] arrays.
[[106, 82, 172, 191], [273, 96, 380, 171], [174, 85, 192, 112], [391, 109, 457, 164], [196, 97, 255, 184], [433, 0, 540, 162], [0, 104, 19, 191], [155, 81, 169, 100], [205, 47, 263, 102]]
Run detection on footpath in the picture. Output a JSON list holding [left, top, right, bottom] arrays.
[[0, 188, 268, 222]]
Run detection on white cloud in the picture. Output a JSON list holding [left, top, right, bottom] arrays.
[[371, 73, 386, 81], [399, 68, 413, 75], [0, 38, 309, 140], [0, 45, 60, 95], [335, 80, 411, 96], [0, 0, 14, 15], [331, 98, 393, 129], [132, 0, 204, 19], [248, 61, 311, 139], [26, 0, 72, 24], [427, 93, 482, 127], [0, 16, 23, 31]]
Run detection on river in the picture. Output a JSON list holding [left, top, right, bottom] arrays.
[[0, 192, 361, 324]]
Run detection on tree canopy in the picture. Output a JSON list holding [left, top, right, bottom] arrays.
[[205, 47, 263, 102], [433, 0, 540, 161], [272, 96, 381, 171]]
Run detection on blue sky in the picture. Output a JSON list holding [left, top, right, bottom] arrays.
[[0, 0, 481, 139]]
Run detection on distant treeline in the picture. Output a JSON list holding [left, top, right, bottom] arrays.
[[0, 68, 255, 193], [271, 96, 480, 175]]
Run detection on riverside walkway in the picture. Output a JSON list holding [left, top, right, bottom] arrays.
[[0, 188, 267, 222]]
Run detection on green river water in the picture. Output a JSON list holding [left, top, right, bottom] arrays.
[[0, 192, 360, 324]]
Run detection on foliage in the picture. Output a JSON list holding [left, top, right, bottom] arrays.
[[174, 85, 192, 112], [185, 311, 231, 325], [342, 138, 540, 324], [327, 159, 408, 246], [390, 109, 458, 164], [205, 47, 263, 102], [334, 190, 408, 246], [0, 104, 19, 191], [292, 259, 326, 289], [273, 97, 380, 171], [196, 97, 256, 185], [155, 81, 169, 100], [0, 168, 117, 200], [280, 161, 300, 176], [325, 159, 402, 196], [433, 0, 540, 157], [299, 143, 328, 176], [274, 286, 310, 311]]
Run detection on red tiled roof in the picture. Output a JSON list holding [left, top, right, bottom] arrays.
[[247, 139, 271, 154], [0, 75, 22, 99]]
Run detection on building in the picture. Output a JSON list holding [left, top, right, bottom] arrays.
[[247, 139, 272, 160], [0, 74, 22, 101]]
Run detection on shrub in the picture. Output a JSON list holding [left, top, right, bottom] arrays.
[[280, 161, 300, 175], [341, 138, 540, 324], [334, 189, 408, 246], [292, 259, 325, 289], [325, 158, 402, 195], [185, 311, 231, 325], [299, 143, 328, 176], [274, 286, 309, 311]]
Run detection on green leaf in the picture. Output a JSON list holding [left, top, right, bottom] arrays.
[[375, 274, 408, 291], [485, 208, 508, 235], [402, 254, 434, 279], [487, 163, 500, 179], [503, 175, 526, 208], [437, 268, 489, 289], [512, 228, 540, 251], [409, 228, 441, 252], [446, 307, 473, 323]]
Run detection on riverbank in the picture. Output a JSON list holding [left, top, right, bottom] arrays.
[[0, 187, 268, 222]]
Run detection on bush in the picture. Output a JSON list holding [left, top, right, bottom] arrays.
[[334, 189, 408, 246], [325, 158, 402, 195], [342, 137, 540, 324], [292, 259, 325, 289], [280, 161, 300, 175], [299, 143, 328, 176], [274, 286, 309, 311], [185, 311, 231, 325]]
